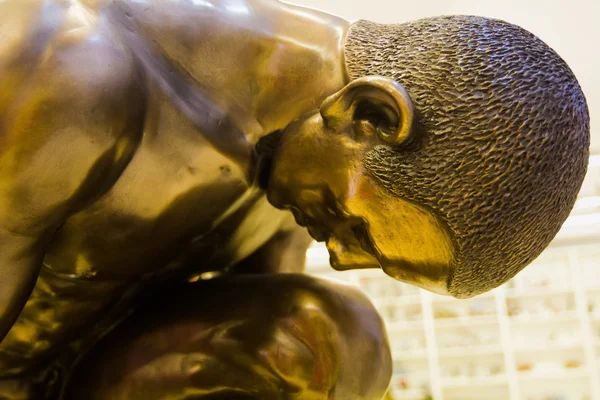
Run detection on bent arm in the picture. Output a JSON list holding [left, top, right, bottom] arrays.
[[0, 6, 145, 342]]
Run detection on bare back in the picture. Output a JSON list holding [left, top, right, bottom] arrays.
[[0, 0, 346, 378]]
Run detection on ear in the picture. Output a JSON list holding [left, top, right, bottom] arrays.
[[320, 76, 415, 146]]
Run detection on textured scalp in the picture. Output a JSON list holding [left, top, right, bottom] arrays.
[[345, 16, 590, 297]]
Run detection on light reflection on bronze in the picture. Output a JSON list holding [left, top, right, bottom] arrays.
[[0, 0, 589, 399]]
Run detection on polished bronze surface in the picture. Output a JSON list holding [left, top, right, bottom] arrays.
[[63, 274, 392, 400], [0, 0, 590, 399]]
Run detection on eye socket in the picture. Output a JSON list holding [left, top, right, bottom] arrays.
[[351, 224, 375, 254]]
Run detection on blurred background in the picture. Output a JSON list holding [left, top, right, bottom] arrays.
[[288, 0, 600, 399]]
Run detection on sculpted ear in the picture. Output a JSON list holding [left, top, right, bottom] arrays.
[[320, 76, 415, 146]]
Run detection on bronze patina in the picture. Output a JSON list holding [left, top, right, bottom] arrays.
[[0, 0, 590, 399]]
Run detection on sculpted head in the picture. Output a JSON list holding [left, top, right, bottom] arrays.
[[265, 16, 590, 298]]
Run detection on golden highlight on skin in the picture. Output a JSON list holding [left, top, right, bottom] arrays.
[[0, 1, 589, 399]]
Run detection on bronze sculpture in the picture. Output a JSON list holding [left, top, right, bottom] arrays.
[[0, 0, 590, 399]]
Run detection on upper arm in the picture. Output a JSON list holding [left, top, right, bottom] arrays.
[[0, 5, 145, 340], [0, 9, 145, 235]]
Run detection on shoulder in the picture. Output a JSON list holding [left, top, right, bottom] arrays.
[[0, 1, 146, 236], [1, 0, 143, 105]]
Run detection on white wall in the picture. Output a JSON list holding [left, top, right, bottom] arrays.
[[288, 0, 599, 154]]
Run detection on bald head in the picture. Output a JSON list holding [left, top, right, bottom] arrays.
[[344, 16, 589, 297]]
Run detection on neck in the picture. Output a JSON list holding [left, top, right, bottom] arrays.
[[118, 0, 350, 136]]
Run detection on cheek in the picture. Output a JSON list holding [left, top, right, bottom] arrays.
[[267, 116, 331, 207], [273, 117, 326, 174], [270, 118, 364, 196], [344, 177, 388, 229]]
